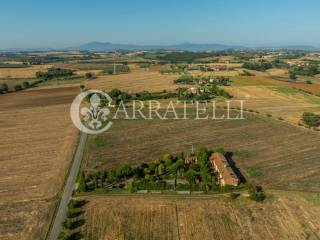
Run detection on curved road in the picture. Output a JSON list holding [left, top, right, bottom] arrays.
[[47, 132, 87, 240]]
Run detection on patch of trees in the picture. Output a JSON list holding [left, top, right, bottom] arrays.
[[102, 64, 130, 74], [212, 76, 232, 86], [174, 74, 194, 84], [242, 61, 273, 71], [271, 59, 289, 69], [289, 63, 319, 77], [78, 147, 248, 194], [137, 63, 151, 68], [302, 112, 320, 127], [58, 199, 87, 240], [84, 72, 93, 79], [0, 63, 29, 68], [177, 84, 232, 101], [106, 88, 178, 104], [36, 67, 74, 80], [157, 52, 218, 63], [240, 70, 255, 76]]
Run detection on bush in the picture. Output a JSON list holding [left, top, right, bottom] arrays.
[[248, 185, 266, 202], [174, 74, 194, 84], [0, 83, 9, 93], [22, 81, 30, 88], [306, 80, 312, 84], [240, 70, 255, 76], [229, 192, 240, 199], [85, 72, 93, 79], [14, 84, 22, 91], [302, 112, 320, 127]]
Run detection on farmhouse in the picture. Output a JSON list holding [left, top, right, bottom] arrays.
[[210, 152, 239, 186]]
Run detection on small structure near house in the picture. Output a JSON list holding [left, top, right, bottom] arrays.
[[210, 152, 240, 186], [185, 153, 197, 165], [188, 87, 197, 95], [108, 100, 117, 108]]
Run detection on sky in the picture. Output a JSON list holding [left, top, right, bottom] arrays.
[[1, 0, 320, 48]]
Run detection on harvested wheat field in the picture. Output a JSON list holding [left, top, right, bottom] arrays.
[[0, 86, 79, 240], [81, 192, 320, 240], [0, 64, 52, 79], [83, 110, 320, 192], [87, 71, 187, 92], [225, 85, 320, 123]]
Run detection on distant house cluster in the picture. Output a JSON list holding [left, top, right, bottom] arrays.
[[210, 152, 240, 186]]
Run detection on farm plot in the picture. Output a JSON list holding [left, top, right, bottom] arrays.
[[0, 64, 52, 79], [83, 110, 320, 192], [81, 193, 320, 240], [225, 84, 320, 123], [86, 71, 186, 92], [0, 86, 79, 240]]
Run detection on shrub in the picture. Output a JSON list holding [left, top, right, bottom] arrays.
[[0, 83, 9, 92], [85, 72, 93, 79], [302, 112, 320, 127], [14, 84, 22, 91], [229, 192, 240, 199], [248, 185, 266, 202], [306, 80, 312, 84], [22, 81, 30, 88], [174, 74, 194, 84]]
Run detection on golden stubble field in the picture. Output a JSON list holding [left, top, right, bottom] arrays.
[[86, 71, 189, 92], [225, 76, 320, 124], [84, 110, 320, 192], [0, 86, 79, 240], [0, 64, 52, 79], [81, 192, 320, 240]]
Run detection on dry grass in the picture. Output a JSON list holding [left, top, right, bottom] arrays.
[[81, 193, 320, 240], [86, 71, 187, 92], [0, 86, 79, 240]]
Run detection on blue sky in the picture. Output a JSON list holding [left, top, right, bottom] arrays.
[[1, 0, 320, 48]]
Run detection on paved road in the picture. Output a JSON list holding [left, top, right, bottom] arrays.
[[47, 132, 87, 240]]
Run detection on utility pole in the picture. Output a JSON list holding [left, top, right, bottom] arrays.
[[113, 50, 117, 74]]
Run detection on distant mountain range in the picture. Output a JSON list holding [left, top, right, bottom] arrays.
[[1, 42, 319, 52], [67, 42, 245, 52]]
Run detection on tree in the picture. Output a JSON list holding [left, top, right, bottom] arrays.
[[149, 162, 157, 171], [184, 169, 196, 185], [176, 158, 184, 175], [78, 172, 87, 192], [22, 81, 30, 88], [289, 71, 297, 80], [14, 84, 22, 91], [164, 156, 172, 168], [195, 148, 209, 168], [85, 72, 93, 79], [0, 83, 8, 92], [109, 88, 122, 99], [212, 147, 225, 154], [157, 164, 165, 175]]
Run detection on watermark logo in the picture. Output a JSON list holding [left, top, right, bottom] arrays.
[[71, 89, 246, 134], [70, 90, 113, 134]]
